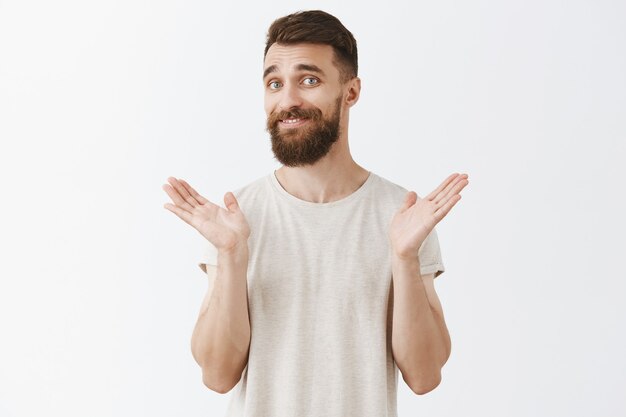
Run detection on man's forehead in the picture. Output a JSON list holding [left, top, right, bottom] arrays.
[[263, 43, 336, 75]]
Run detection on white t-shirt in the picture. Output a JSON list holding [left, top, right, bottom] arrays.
[[198, 170, 445, 417]]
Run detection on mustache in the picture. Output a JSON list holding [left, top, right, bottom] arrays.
[[267, 107, 323, 129]]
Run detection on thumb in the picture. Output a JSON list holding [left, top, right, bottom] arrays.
[[399, 191, 417, 213], [223, 192, 240, 213]]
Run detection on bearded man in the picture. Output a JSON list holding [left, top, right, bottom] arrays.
[[163, 9, 469, 417]]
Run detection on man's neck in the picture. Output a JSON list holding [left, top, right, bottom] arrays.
[[274, 158, 369, 204]]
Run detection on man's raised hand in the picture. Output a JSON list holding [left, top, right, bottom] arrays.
[[162, 177, 250, 254], [389, 173, 469, 260]]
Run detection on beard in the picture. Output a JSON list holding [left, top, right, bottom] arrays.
[[266, 95, 343, 167]]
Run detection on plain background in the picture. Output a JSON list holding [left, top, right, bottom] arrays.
[[1, 0, 625, 416]]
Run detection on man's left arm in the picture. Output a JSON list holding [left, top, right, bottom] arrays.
[[391, 255, 451, 396], [388, 172, 467, 395]]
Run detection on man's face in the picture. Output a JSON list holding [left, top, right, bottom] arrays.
[[263, 43, 345, 167]]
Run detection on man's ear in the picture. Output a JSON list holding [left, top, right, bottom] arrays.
[[345, 77, 361, 108]]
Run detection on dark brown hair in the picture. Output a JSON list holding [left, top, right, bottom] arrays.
[[264, 10, 358, 83]]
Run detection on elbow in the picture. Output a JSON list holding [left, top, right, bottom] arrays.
[[192, 336, 250, 394], [192, 345, 244, 394], [200, 360, 242, 394], [408, 372, 442, 396], [202, 370, 237, 394]]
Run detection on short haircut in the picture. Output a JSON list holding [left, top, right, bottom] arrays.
[[264, 10, 358, 84]]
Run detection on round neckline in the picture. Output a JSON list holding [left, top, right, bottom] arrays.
[[269, 170, 375, 208]]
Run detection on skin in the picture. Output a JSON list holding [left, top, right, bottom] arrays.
[[389, 173, 468, 394], [262, 43, 370, 203], [162, 41, 470, 395], [163, 178, 251, 394]]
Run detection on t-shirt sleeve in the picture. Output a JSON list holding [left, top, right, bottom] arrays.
[[417, 227, 445, 279], [198, 240, 218, 274]]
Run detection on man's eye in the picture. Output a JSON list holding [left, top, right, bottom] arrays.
[[268, 81, 282, 89], [303, 78, 318, 86]]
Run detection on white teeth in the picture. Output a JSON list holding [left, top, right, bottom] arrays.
[[282, 118, 301, 124]]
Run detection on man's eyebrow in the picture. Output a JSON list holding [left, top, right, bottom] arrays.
[[294, 64, 325, 76], [263, 65, 278, 80], [262, 63, 326, 80]]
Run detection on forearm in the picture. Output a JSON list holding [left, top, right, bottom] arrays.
[[391, 254, 450, 393], [191, 249, 251, 391]]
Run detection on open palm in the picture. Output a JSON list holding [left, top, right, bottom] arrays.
[[162, 177, 250, 253], [390, 173, 469, 259]]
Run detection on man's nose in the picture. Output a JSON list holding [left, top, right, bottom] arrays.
[[277, 83, 303, 112]]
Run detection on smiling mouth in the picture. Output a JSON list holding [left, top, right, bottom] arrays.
[[279, 117, 309, 127]]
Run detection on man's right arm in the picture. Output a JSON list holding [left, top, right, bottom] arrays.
[[191, 248, 251, 394]]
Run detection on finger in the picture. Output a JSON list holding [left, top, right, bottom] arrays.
[[433, 174, 468, 206], [399, 191, 417, 213], [224, 192, 241, 213], [176, 178, 203, 206], [425, 173, 459, 201], [162, 183, 194, 212], [163, 202, 194, 225], [434, 177, 468, 210], [178, 179, 212, 206], [168, 177, 199, 209], [434, 194, 462, 222]]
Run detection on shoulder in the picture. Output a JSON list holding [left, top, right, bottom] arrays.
[[368, 171, 414, 206], [231, 172, 272, 202]]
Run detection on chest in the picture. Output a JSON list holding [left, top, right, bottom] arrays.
[[244, 206, 394, 321]]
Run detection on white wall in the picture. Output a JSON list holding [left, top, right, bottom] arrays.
[[1, 1, 624, 416]]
